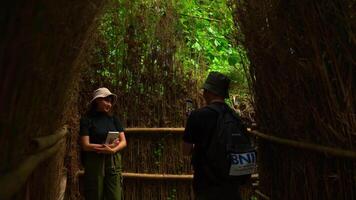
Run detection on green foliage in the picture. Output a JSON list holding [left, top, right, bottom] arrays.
[[153, 141, 164, 165], [167, 188, 177, 200], [250, 196, 258, 200], [95, 0, 127, 86], [176, 0, 249, 93], [94, 0, 250, 96]]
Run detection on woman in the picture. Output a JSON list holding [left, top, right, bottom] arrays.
[[80, 87, 127, 200]]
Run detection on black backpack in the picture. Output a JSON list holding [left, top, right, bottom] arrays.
[[203, 104, 257, 182]]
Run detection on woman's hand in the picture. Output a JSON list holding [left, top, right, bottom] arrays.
[[94, 144, 115, 154], [98, 132, 127, 153], [108, 139, 120, 148], [81, 136, 104, 152]]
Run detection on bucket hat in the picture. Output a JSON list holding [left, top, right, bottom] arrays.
[[202, 71, 230, 98], [90, 87, 117, 104]]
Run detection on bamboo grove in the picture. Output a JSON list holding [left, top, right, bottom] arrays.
[[234, 0, 355, 199], [1, 0, 353, 199], [66, 0, 252, 199]]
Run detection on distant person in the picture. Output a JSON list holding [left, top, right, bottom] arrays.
[[183, 72, 255, 200], [80, 87, 127, 200]]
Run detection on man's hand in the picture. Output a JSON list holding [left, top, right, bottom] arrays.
[[94, 144, 115, 154]]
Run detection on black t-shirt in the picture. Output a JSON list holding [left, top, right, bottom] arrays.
[[183, 102, 223, 144], [183, 102, 229, 189], [80, 112, 125, 144]]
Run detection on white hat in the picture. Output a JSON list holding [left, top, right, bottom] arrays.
[[90, 87, 117, 104]]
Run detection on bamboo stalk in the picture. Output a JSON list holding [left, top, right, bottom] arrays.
[[76, 170, 258, 180], [76, 170, 191, 180], [31, 125, 68, 151], [0, 139, 64, 200], [125, 127, 184, 134], [123, 172, 193, 180], [126, 127, 356, 159], [248, 130, 356, 159], [0, 126, 67, 199]]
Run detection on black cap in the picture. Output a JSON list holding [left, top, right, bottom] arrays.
[[202, 71, 230, 98]]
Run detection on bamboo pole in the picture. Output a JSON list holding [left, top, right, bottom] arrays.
[[31, 125, 68, 151], [123, 172, 193, 180], [76, 170, 258, 180], [125, 127, 184, 134], [76, 170, 192, 180], [248, 130, 356, 159], [0, 126, 67, 200], [0, 139, 64, 200], [125, 127, 356, 158]]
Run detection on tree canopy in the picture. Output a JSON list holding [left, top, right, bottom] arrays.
[[93, 0, 249, 97]]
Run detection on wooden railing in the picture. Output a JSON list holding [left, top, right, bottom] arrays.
[[78, 127, 267, 198], [77, 127, 259, 180], [0, 126, 67, 200], [76, 170, 259, 181]]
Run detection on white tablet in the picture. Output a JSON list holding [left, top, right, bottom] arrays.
[[105, 131, 119, 144]]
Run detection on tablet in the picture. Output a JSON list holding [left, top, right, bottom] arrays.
[[105, 131, 119, 144]]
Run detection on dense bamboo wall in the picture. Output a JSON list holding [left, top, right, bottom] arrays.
[[75, 2, 202, 198], [68, 1, 260, 199], [0, 1, 107, 199], [0, 1, 256, 199], [233, 0, 355, 199]]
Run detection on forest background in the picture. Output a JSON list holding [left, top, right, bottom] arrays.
[[73, 1, 253, 198], [80, 0, 251, 126]]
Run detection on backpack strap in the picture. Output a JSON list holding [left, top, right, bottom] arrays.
[[206, 103, 225, 115], [207, 103, 239, 118], [206, 104, 225, 134], [206, 103, 241, 136], [207, 103, 251, 148], [204, 104, 239, 183]]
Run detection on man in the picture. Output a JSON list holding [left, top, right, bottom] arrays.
[[183, 71, 243, 200]]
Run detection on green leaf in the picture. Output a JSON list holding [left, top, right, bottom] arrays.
[[213, 39, 220, 47], [192, 42, 202, 51], [228, 55, 239, 66]]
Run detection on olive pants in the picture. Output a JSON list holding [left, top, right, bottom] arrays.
[[83, 153, 123, 200]]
